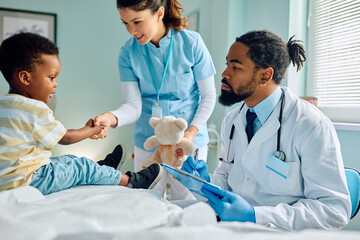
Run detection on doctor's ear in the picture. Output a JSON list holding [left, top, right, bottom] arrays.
[[260, 67, 274, 86]]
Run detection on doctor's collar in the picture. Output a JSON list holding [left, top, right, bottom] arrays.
[[245, 87, 282, 125]]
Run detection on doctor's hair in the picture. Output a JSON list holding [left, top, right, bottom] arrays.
[[0, 32, 59, 83], [236, 30, 306, 84], [116, 0, 188, 31]]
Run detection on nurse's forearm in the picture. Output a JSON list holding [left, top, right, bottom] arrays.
[[110, 81, 142, 127], [191, 76, 216, 129], [184, 125, 199, 142]]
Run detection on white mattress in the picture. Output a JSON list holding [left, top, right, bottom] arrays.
[[0, 185, 359, 240]]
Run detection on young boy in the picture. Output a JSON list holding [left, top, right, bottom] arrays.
[[0, 32, 163, 195]]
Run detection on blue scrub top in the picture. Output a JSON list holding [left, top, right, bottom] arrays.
[[118, 28, 216, 150]]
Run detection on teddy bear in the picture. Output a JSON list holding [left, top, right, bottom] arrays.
[[141, 116, 195, 169]]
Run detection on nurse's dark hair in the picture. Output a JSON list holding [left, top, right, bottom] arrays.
[[236, 30, 306, 84], [0, 32, 59, 83], [116, 0, 188, 31]]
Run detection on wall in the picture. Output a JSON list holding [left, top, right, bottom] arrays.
[[0, 0, 136, 172]]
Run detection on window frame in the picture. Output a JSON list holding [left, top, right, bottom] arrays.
[[306, 0, 360, 124]]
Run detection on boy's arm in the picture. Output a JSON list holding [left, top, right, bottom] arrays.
[[58, 119, 102, 145]]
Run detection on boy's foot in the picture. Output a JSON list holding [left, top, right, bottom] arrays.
[[97, 144, 127, 171], [125, 163, 163, 189]]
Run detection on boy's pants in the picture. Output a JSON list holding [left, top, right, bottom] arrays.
[[30, 154, 121, 195]]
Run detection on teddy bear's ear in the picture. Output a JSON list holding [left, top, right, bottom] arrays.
[[174, 118, 188, 131], [149, 117, 160, 128]]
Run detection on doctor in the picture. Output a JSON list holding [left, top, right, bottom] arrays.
[[182, 30, 351, 230]]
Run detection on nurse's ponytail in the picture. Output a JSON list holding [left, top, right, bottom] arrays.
[[116, 0, 188, 31], [164, 0, 188, 31]]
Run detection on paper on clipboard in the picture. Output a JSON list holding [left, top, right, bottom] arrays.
[[161, 163, 225, 198]]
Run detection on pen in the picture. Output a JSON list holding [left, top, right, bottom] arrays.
[[193, 148, 199, 175]]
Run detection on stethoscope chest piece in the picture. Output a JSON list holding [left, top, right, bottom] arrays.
[[273, 150, 286, 162]]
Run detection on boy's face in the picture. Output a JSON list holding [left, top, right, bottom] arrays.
[[26, 54, 61, 104]]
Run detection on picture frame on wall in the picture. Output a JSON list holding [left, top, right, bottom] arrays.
[[0, 7, 56, 43]]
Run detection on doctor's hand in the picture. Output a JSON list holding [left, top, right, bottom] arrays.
[[181, 156, 210, 182], [201, 187, 256, 223]]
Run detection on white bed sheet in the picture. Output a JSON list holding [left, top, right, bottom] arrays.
[[0, 185, 359, 240]]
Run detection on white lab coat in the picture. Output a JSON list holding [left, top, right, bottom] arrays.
[[211, 87, 351, 230]]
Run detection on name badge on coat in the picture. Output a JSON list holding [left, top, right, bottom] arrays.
[[266, 155, 290, 179]]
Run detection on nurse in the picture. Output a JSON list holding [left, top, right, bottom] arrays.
[[182, 30, 351, 230], [93, 0, 216, 200]]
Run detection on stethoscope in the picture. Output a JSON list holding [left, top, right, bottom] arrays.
[[220, 89, 286, 164]]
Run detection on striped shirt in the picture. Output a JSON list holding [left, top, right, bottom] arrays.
[[0, 94, 66, 191]]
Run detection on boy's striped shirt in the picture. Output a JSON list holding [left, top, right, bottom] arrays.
[[0, 94, 66, 191]]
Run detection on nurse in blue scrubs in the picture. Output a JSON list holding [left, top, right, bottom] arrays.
[[93, 0, 216, 200]]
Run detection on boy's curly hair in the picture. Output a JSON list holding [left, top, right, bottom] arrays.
[[0, 32, 59, 83]]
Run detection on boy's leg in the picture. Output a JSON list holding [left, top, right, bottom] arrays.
[[125, 163, 163, 189], [30, 154, 121, 195], [97, 144, 127, 170], [30, 154, 164, 194]]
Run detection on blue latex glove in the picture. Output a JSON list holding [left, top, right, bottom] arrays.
[[201, 185, 256, 223], [181, 156, 210, 182]]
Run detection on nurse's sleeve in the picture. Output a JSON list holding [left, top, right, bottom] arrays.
[[254, 116, 351, 230], [118, 43, 138, 82], [110, 81, 142, 127], [110, 44, 142, 127], [192, 33, 216, 83], [190, 76, 216, 130]]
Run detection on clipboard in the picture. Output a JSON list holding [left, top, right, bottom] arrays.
[[161, 163, 225, 198]]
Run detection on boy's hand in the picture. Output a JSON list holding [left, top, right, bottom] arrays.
[[86, 119, 103, 136], [91, 113, 116, 139], [91, 127, 108, 139], [59, 119, 104, 145], [85, 118, 94, 127]]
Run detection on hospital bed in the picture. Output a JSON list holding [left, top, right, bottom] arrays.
[[0, 185, 359, 240]]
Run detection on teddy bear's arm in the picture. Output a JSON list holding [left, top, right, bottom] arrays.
[[144, 136, 160, 150], [176, 138, 195, 156]]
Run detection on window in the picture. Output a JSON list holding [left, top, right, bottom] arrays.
[[307, 0, 360, 123]]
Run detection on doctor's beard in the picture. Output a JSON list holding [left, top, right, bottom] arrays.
[[218, 77, 257, 106]]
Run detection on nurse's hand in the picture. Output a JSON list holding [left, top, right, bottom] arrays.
[[91, 112, 118, 139], [201, 187, 256, 223], [181, 156, 210, 181], [175, 125, 198, 159]]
